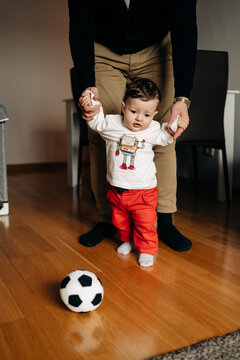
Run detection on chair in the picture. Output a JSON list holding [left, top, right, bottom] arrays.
[[176, 50, 230, 203], [70, 67, 89, 195]]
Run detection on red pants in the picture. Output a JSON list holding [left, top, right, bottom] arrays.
[[107, 186, 158, 255]]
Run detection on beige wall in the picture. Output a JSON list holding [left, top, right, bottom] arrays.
[[0, 0, 72, 164]]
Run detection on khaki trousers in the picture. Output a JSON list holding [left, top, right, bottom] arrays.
[[89, 37, 177, 223]]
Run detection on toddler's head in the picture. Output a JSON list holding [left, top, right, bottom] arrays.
[[122, 78, 161, 132]]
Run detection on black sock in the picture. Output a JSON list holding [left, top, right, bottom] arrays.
[[78, 222, 117, 247], [157, 213, 192, 252]]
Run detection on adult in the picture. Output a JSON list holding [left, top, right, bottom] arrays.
[[68, 0, 198, 251]]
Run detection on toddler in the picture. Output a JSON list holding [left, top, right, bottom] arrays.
[[82, 78, 187, 267]]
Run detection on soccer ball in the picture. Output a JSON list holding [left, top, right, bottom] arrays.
[[60, 270, 104, 313]]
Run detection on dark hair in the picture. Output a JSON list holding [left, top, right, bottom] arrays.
[[123, 78, 161, 103]]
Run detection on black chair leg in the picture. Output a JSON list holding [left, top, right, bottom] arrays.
[[192, 145, 198, 194], [77, 131, 83, 197], [221, 145, 231, 205]]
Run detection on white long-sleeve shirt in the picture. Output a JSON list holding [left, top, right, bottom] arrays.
[[88, 98, 176, 190]]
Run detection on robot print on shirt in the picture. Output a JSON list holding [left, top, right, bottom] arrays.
[[115, 135, 145, 170]]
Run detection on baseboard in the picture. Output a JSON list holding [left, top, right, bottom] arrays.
[[7, 162, 67, 175]]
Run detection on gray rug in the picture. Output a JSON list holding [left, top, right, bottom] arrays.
[[148, 330, 240, 360]]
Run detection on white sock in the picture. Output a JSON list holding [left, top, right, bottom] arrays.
[[117, 242, 132, 255], [138, 253, 154, 267]]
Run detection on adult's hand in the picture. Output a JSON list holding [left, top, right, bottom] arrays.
[[167, 101, 190, 140], [78, 87, 102, 121]]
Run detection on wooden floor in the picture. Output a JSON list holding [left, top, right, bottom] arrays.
[[0, 165, 240, 360]]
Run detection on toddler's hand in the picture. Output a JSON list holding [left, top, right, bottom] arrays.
[[164, 125, 174, 136], [78, 87, 101, 121], [167, 101, 190, 140], [164, 116, 178, 136], [81, 92, 92, 107]]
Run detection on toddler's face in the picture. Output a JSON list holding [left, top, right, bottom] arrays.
[[121, 97, 158, 132]]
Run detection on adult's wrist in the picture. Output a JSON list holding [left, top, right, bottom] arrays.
[[173, 96, 191, 109]]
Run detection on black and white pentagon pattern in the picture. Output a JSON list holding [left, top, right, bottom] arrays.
[[60, 275, 71, 289], [91, 293, 102, 306], [69, 294, 82, 307], [78, 274, 92, 287], [60, 270, 104, 313]]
